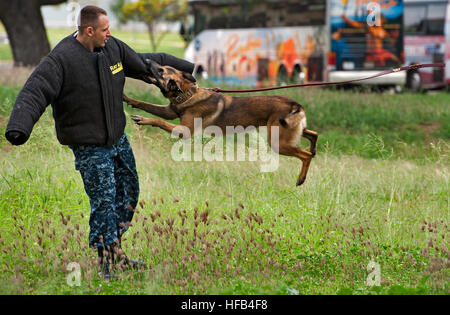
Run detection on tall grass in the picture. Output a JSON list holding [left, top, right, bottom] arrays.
[[0, 81, 448, 294]]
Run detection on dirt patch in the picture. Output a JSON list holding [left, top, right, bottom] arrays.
[[0, 66, 34, 87], [0, 142, 14, 154], [422, 122, 441, 144], [0, 117, 13, 153]]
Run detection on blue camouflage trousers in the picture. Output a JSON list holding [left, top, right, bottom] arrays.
[[70, 134, 139, 248]]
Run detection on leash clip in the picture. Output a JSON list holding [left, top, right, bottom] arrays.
[[409, 64, 422, 70]]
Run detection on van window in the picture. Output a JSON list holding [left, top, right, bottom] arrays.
[[426, 3, 446, 35], [404, 4, 427, 34]]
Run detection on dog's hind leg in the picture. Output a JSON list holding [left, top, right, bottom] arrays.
[[267, 119, 313, 186], [295, 150, 313, 186], [279, 146, 313, 186], [302, 129, 318, 157]]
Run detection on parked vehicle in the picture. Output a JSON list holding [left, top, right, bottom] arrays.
[[184, 0, 328, 86], [185, 0, 448, 90], [328, 0, 405, 86], [404, 0, 450, 91]]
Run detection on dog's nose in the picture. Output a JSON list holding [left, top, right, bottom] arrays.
[[144, 58, 163, 79]]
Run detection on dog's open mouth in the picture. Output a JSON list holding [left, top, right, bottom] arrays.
[[142, 74, 159, 85], [142, 59, 165, 87]]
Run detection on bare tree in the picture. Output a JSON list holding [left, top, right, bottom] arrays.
[[0, 0, 67, 67], [113, 0, 187, 52]]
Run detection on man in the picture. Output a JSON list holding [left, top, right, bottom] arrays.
[[5, 5, 194, 279]]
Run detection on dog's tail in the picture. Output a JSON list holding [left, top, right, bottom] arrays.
[[279, 103, 306, 129]]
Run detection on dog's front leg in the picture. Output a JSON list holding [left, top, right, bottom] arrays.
[[123, 94, 148, 110], [123, 94, 178, 120], [131, 115, 191, 138]]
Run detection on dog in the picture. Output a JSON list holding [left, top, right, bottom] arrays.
[[123, 62, 318, 186]]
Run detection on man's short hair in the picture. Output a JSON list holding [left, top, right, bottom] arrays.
[[77, 5, 107, 32]]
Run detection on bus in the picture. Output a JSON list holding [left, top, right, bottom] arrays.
[[404, 0, 450, 91], [184, 0, 329, 86], [328, 0, 405, 86], [184, 0, 448, 89]]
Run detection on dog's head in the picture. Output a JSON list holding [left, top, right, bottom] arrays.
[[143, 61, 197, 100]]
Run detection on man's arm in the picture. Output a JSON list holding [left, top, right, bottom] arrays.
[[5, 56, 62, 145], [115, 37, 194, 80], [139, 53, 194, 74]]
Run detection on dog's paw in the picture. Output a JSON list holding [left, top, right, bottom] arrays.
[[131, 115, 145, 125], [296, 176, 306, 187], [123, 94, 136, 107]]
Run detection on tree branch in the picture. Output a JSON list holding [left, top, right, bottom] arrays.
[[39, 0, 67, 6], [0, 0, 66, 13]]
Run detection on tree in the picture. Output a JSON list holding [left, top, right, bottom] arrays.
[[0, 0, 67, 67], [114, 0, 187, 52]]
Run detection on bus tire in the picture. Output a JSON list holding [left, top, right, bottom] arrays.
[[407, 71, 421, 93], [195, 66, 208, 80], [291, 65, 304, 84], [277, 66, 289, 86]]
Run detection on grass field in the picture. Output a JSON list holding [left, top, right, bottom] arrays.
[[0, 81, 448, 295], [0, 27, 449, 295]]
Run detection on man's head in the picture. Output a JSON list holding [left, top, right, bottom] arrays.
[[77, 5, 111, 49]]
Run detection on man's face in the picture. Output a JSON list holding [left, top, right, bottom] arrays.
[[92, 14, 111, 48]]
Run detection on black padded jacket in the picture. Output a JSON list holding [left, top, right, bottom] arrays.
[[5, 33, 194, 146]]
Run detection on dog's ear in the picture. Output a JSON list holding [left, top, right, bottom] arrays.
[[182, 72, 197, 83]]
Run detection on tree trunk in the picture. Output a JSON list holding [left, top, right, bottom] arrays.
[[146, 22, 157, 52], [0, 0, 67, 67], [146, 21, 167, 53]]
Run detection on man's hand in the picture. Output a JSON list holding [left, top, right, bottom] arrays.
[[144, 58, 163, 84], [5, 130, 27, 146]]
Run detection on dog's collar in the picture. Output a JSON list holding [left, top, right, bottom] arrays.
[[169, 86, 198, 106]]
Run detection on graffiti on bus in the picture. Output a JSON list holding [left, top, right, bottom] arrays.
[[330, 0, 404, 70], [191, 26, 327, 86]]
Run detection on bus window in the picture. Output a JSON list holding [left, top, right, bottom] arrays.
[[426, 3, 446, 35], [405, 4, 426, 34], [189, 0, 326, 35]]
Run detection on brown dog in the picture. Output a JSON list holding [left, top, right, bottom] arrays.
[[124, 65, 318, 186]]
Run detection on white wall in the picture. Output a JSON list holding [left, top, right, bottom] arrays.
[[41, 0, 180, 31]]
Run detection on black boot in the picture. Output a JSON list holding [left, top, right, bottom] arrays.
[[97, 246, 114, 280], [115, 237, 147, 271]]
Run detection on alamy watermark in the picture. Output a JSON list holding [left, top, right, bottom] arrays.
[[366, 2, 381, 27], [66, 1, 81, 28], [66, 262, 81, 287], [170, 118, 280, 173], [366, 259, 381, 286]]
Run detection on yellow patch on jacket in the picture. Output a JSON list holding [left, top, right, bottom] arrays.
[[110, 62, 123, 75]]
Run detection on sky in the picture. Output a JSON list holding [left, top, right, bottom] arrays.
[[41, 0, 179, 31]]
